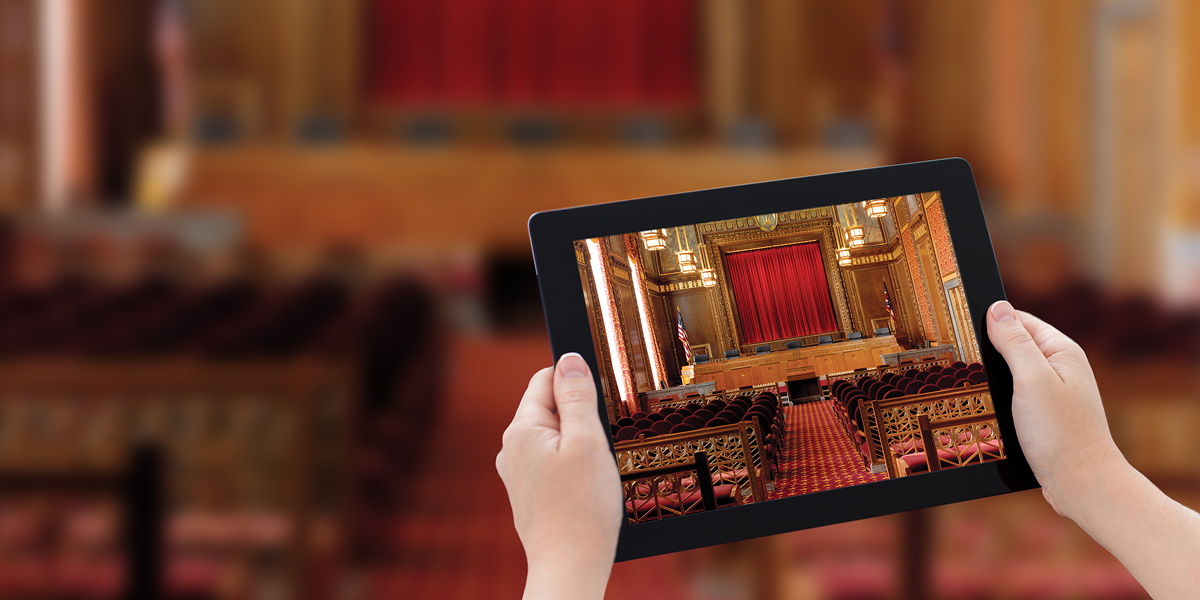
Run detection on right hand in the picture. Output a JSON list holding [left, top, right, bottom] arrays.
[[985, 301, 1127, 519]]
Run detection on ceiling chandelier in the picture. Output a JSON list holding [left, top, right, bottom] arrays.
[[639, 229, 668, 251], [864, 197, 888, 219], [835, 222, 852, 266], [675, 226, 698, 273], [698, 243, 717, 287], [844, 205, 866, 248]]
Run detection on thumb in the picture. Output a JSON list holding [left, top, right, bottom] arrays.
[[552, 353, 605, 442], [986, 301, 1054, 385]]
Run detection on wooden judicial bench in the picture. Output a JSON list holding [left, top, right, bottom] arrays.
[[690, 336, 903, 390]]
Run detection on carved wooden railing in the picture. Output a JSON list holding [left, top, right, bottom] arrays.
[[615, 420, 769, 504], [649, 382, 782, 413], [825, 358, 953, 389], [869, 386, 996, 473], [622, 451, 721, 523], [882, 413, 1005, 478]]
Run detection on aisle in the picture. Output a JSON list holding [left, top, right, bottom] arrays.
[[768, 400, 887, 499]]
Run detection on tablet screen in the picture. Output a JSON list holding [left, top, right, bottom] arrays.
[[572, 191, 1002, 524]]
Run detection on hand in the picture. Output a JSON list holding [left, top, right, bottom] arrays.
[[497, 352, 622, 600], [987, 301, 1200, 598], [985, 301, 1126, 519]]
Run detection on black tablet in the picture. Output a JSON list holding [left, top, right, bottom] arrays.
[[528, 158, 1037, 561]]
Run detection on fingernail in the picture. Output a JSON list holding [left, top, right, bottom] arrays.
[[558, 352, 589, 379], [991, 301, 1015, 323]]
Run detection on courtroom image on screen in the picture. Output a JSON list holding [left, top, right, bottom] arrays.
[[574, 192, 1002, 523]]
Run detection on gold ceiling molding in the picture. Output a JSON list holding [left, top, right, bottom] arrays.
[[699, 207, 834, 234]]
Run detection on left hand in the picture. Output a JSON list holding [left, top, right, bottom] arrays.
[[497, 352, 622, 600]]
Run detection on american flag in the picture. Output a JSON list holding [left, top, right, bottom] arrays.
[[883, 280, 894, 318], [676, 308, 693, 364]]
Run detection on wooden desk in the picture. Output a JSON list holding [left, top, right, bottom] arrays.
[[690, 336, 903, 389]]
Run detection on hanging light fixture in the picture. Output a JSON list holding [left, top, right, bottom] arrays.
[[844, 205, 866, 248], [835, 222, 852, 266], [639, 229, 668, 251], [675, 226, 698, 273], [698, 243, 717, 287], [865, 197, 889, 219]]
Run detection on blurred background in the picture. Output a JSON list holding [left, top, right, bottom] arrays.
[[0, 0, 1197, 598]]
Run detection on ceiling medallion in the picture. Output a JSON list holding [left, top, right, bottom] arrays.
[[755, 214, 778, 232]]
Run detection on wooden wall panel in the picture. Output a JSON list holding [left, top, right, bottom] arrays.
[[0, 0, 39, 211], [668, 288, 720, 366], [916, 235, 955, 348], [612, 278, 651, 392], [848, 265, 896, 336], [648, 291, 681, 387]]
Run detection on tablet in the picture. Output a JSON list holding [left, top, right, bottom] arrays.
[[528, 158, 1037, 561]]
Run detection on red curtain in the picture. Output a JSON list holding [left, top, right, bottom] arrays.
[[725, 243, 838, 344]]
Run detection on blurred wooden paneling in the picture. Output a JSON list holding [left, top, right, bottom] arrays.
[[0, 0, 39, 211], [183, 146, 881, 250]]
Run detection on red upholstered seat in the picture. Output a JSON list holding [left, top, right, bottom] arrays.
[[918, 384, 939, 394], [926, 365, 943, 374], [609, 423, 621, 435], [616, 426, 639, 441], [705, 417, 730, 427], [664, 413, 684, 425], [650, 420, 674, 435], [630, 411, 649, 420], [935, 376, 958, 389], [693, 409, 715, 421], [967, 371, 987, 384], [669, 422, 693, 434], [967, 362, 984, 372], [647, 412, 666, 422], [881, 388, 904, 399], [633, 418, 655, 430], [616, 417, 634, 427], [682, 416, 706, 429], [903, 368, 919, 379], [638, 429, 658, 438], [950, 361, 967, 370], [900, 448, 965, 473], [955, 378, 972, 387]]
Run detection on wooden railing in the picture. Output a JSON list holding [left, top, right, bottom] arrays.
[[615, 420, 769, 505], [649, 382, 783, 413], [824, 358, 953, 389], [868, 386, 996, 475], [882, 413, 1006, 478], [621, 451, 719, 523], [0, 359, 355, 600]]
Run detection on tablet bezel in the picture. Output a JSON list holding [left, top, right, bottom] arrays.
[[528, 158, 1038, 561]]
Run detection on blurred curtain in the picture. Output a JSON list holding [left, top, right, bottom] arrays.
[[726, 242, 837, 344]]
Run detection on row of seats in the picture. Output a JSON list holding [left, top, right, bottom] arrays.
[[0, 276, 428, 358], [828, 362, 993, 473], [832, 361, 987, 406], [619, 392, 785, 521], [693, 329, 893, 362]]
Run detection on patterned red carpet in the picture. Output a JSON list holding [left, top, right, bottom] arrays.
[[769, 400, 887, 499]]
